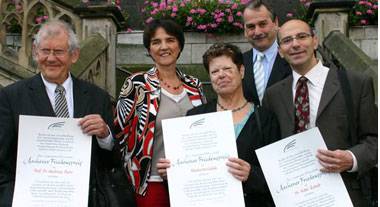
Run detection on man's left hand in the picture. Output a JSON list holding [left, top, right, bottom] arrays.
[[79, 114, 109, 138], [316, 149, 353, 173]]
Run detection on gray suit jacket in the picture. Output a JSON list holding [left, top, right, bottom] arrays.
[[262, 67, 377, 205], [0, 74, 116, 207]]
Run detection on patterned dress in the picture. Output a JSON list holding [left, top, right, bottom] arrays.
[[114, 67, 206, 195]]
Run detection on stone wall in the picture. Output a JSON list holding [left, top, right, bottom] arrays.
[[349, 26, 378, 60], [117, 31, 251, 65]]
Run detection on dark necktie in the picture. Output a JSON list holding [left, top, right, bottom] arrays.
[[294, 76, 309, 133], [54, 85, 69, 118]]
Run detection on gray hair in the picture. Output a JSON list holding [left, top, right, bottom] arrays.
[[33, 20, 79, 53]]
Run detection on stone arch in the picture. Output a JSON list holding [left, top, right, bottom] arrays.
[[25, 2, 49, 66], [57, 14, 75, 32]]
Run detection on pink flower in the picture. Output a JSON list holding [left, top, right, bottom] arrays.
[[236, 11, 242, 16], [180, 2, 185, 7], [241, 0, 250, 4], [367, 9, 374, 15], [126, 28, 133, 33], [197, 24, 207, 30], [360, 19, 368, 25], [228, 15, 234, 23], [216, 18, 223, 23], [190, 9, 197, 14], [187, 16, 193, 23], [367, 2, 373, 6], [356, 11, 362, 15], [35, 16, 42, 24], [358, 1, 366, 5], [286, 13, 294, 17], [198, 8, 207, 15], [233, 22, 243, 29], [151, 8, 159, 15], [172, 5, 178, 12], [167, 0, 173, 4], [231, 3, 238, 10], [145, 17, 154, 24], [151, 2, 158, 8], [159, 2, 166, 10], [171, 13, 177, 17], [373, 5, 378, 9], [210, 23, 218, 28]]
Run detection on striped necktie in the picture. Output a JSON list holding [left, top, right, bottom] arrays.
[[254, 52, 265, 103], [54, 85, 69, 118]]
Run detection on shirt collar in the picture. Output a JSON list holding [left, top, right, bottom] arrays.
[[41, 73, 73, 95], [292, 60, 328, 88], [252, 40, 278, 62]]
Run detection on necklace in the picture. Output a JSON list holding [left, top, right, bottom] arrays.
[[157, 70, 183, 90], [217, 100, 249, 113]]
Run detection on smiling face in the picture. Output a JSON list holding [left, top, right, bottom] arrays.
[[243, 5, 278, 52], [35, 28, 79, 84], [209, 55, 244, 97], [149, 27, 181, 69], [278, 20, 318, 75]]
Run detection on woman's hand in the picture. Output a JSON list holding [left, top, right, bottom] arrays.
[[226, 157, 251, 182], [156, 158, 171, 180]]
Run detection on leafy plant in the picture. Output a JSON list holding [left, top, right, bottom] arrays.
[[141, 0, 250, 34], [349, 0, 378, 26], [287, 0, 378, 26]]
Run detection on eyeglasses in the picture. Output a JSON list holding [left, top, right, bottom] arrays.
[[38, 48, 68, 57], [279, 32, 313, 46]]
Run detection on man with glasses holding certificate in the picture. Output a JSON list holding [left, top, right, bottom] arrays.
[[263, 19, 377, 207]]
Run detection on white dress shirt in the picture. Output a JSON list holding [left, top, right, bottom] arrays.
[[291, 61, 357, 172], [41, 74, 113, 150], [252, 40, 278, 88]]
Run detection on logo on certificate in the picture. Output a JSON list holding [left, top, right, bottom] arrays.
[[48, 121, 65, 130], [189, 118, 205, 129], [283, 139, 296, 153]]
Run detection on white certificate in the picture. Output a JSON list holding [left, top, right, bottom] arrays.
[[12, 115, 92, 207], [256, 128, 353, 207], [162, 111, 245, 207]]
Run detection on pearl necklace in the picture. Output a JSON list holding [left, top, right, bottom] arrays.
[[217, 101, 249, 113], [157, 70, 183, 90]]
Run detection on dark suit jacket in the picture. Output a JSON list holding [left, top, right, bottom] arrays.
[[262, 68, 378, 206], [187, 101, 280, 207], [243, 49, 291, 106], [0, 74, 122, 207]]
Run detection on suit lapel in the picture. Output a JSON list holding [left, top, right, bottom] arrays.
[[72, 77, 89, 118], [28, 75, 55, 116], [317, 68, 340, 118], [280, 76, 295, 128]]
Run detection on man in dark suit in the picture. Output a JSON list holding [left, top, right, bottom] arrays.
[[263, 19, 377, 207], [0, 20, 129, 207], [242, 0, 291, 106]]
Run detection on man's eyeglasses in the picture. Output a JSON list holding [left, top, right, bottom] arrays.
[[279, 33, 313, 46], [38, 48, 68, 57]]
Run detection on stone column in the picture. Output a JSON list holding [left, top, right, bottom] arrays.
[[307, 0, 356, 45], [74, 4, 124, 97]]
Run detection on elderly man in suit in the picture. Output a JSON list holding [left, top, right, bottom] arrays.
[[263, 19, 377, 206], [242, 0, 291, 106], [0, 20, 126, 207]]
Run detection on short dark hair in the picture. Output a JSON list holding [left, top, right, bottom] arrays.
[[244, 0, 277, 21], [143, 18, 185, 52], [202, 43, 243, 72]]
